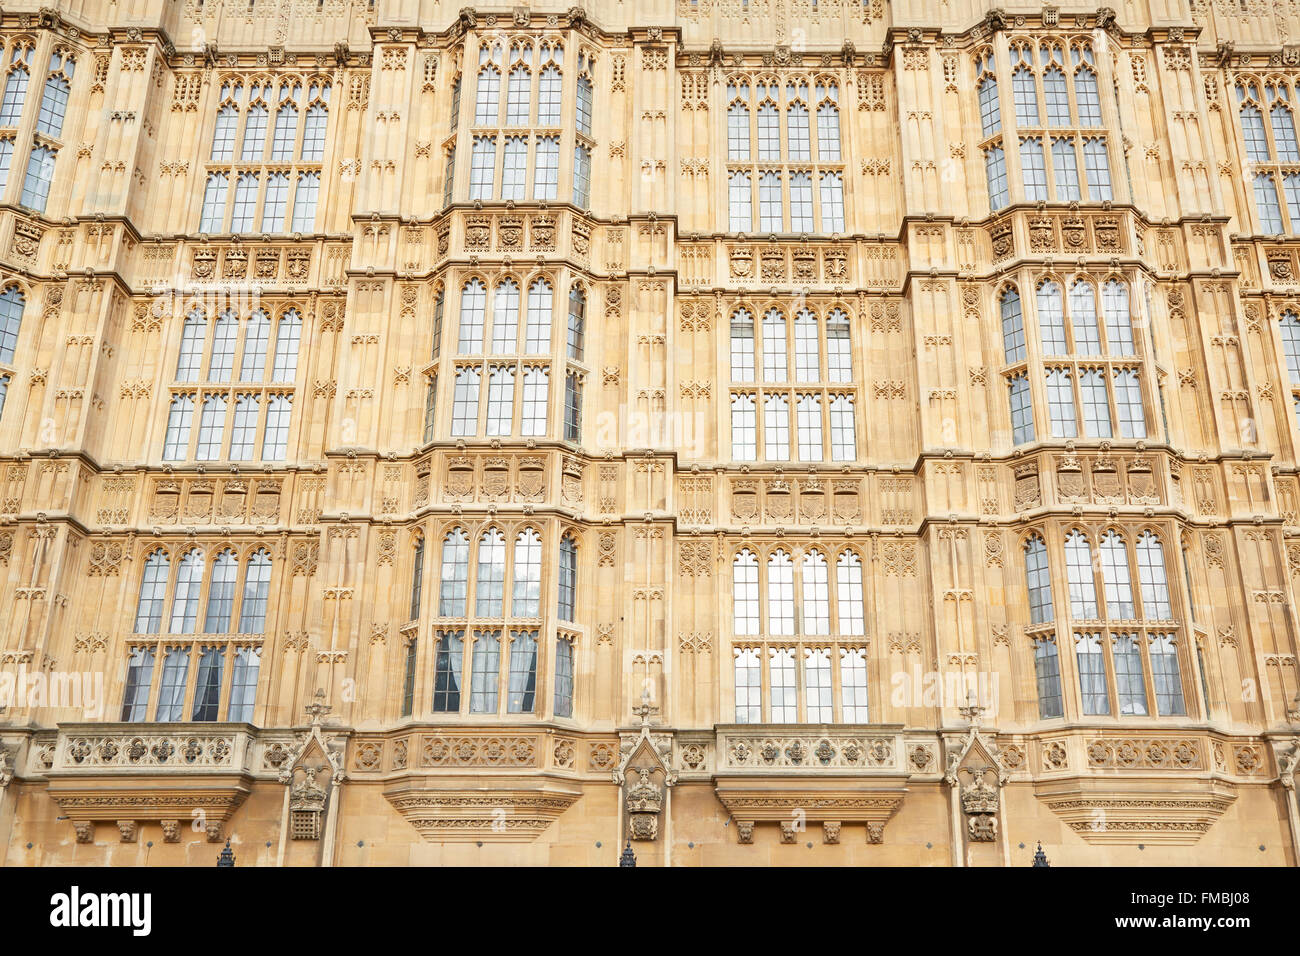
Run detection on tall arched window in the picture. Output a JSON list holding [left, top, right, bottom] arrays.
[[521, 366, 549, 436], [731, 393, 757, 461], [1099, 531, 1135, 618], [801, 550, 830, 635], [439, 529, 470, 616], [1008, 373, 1034, 444], [485, 366, 514, 436], [512, 529, 542, 617], [506, 62, 531, 126], [229, 646, 261, 722], [1036, 281, 1066, 354], [209, 310, 237, 381], [763, 393, 790, 461], [1113, 368, 1146, 438], [984, 144, 1008, 210], [730, 308, 755, 381], [451, 367, 480, 436], [432, 631, 462, 712], [301, 83, 330, 161], [826, 308, 851, 381], [35, 50, 73, 138], [1272, 85, 1300, 162], [1000, 286, 1025, 362], [767, 550, 795, 635], [1101, 279, 1134, 355], [134, 551, 170, 634], [211, 85, 240, 161], [1279, 311, 1300, 383], [241, 310, 269, 381], [176, 309, 207, 381], [458, 279, 487, 352], [1045, 368, 1076, 438], [169, 549, 205, 634], [558, 534, 577, 622], [409, 537, 425, 621], [470, 629, 500, 713], [476, 60, 501, 125], [271, 309, 302, 381], [793, 308, 819, 381], [475, 529, 507, 616], [1068, 280, 1101, 354], [537, 60, 562, 125], [491, 278, 520, 353], [262, 394, 292, 461], [270, 92, 300, 161], [576, 74, 594, 138], [0, 43, 32, 126], [786, 90, 810, 161], [566, 286, 586, 361], [1064, 530, 1098, 618], [727, 80, 751, 159], [239, 550, 272, 633], [121, 647, 155, 721], [975, 50, 1000, 138], [1135, 531, 1172, 619], [1011, 48, 1038, 126], [1044, 52, 1069, 127], [757, 97, 779, 161], [836, 550, 865, 635], [525, 278, 553, 353], [733, 550, 760, 635], [1239, 82, 1271, 163], [242, 97, 268, 160], [195, 394, 227, 460], [815, 80, 841, 161], [553, 638, 575, 717], [1080, 368, 1111, 437], [163, 394, 195, 460], [1024, 534, 1053, 624], [0, 285, 24, 364], [1034, 638, 1064, 718], [1073, 45, 1101, 125], [762, 308, 788, 381], [796, 393, 823, 461], [734, 647, 762, 722]]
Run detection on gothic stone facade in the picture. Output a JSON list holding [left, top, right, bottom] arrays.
[[0, 0, 1298, 867]]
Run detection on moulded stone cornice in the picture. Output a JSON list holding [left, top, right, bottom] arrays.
[[714, 776, 908, 844], [1033, 778, 1237, 845], [382, 777, 583, 842], [46, 776, 252, 826]]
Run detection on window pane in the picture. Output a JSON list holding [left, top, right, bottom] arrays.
[[734, 647, 761, 722], [732, 550, 760, 634], [433, 631, 464, 712], [439, 530, 470, 616], [507, 629, 538, 713], [768, 647, 796, 721], [804, 648, 832, 721], [1034, 638, 1064, 718], [469, 630, 501, 713], [1074, 632, 1109, 715], [1024, 535, 1054, 624], [1113, 633, 1148, 715]]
